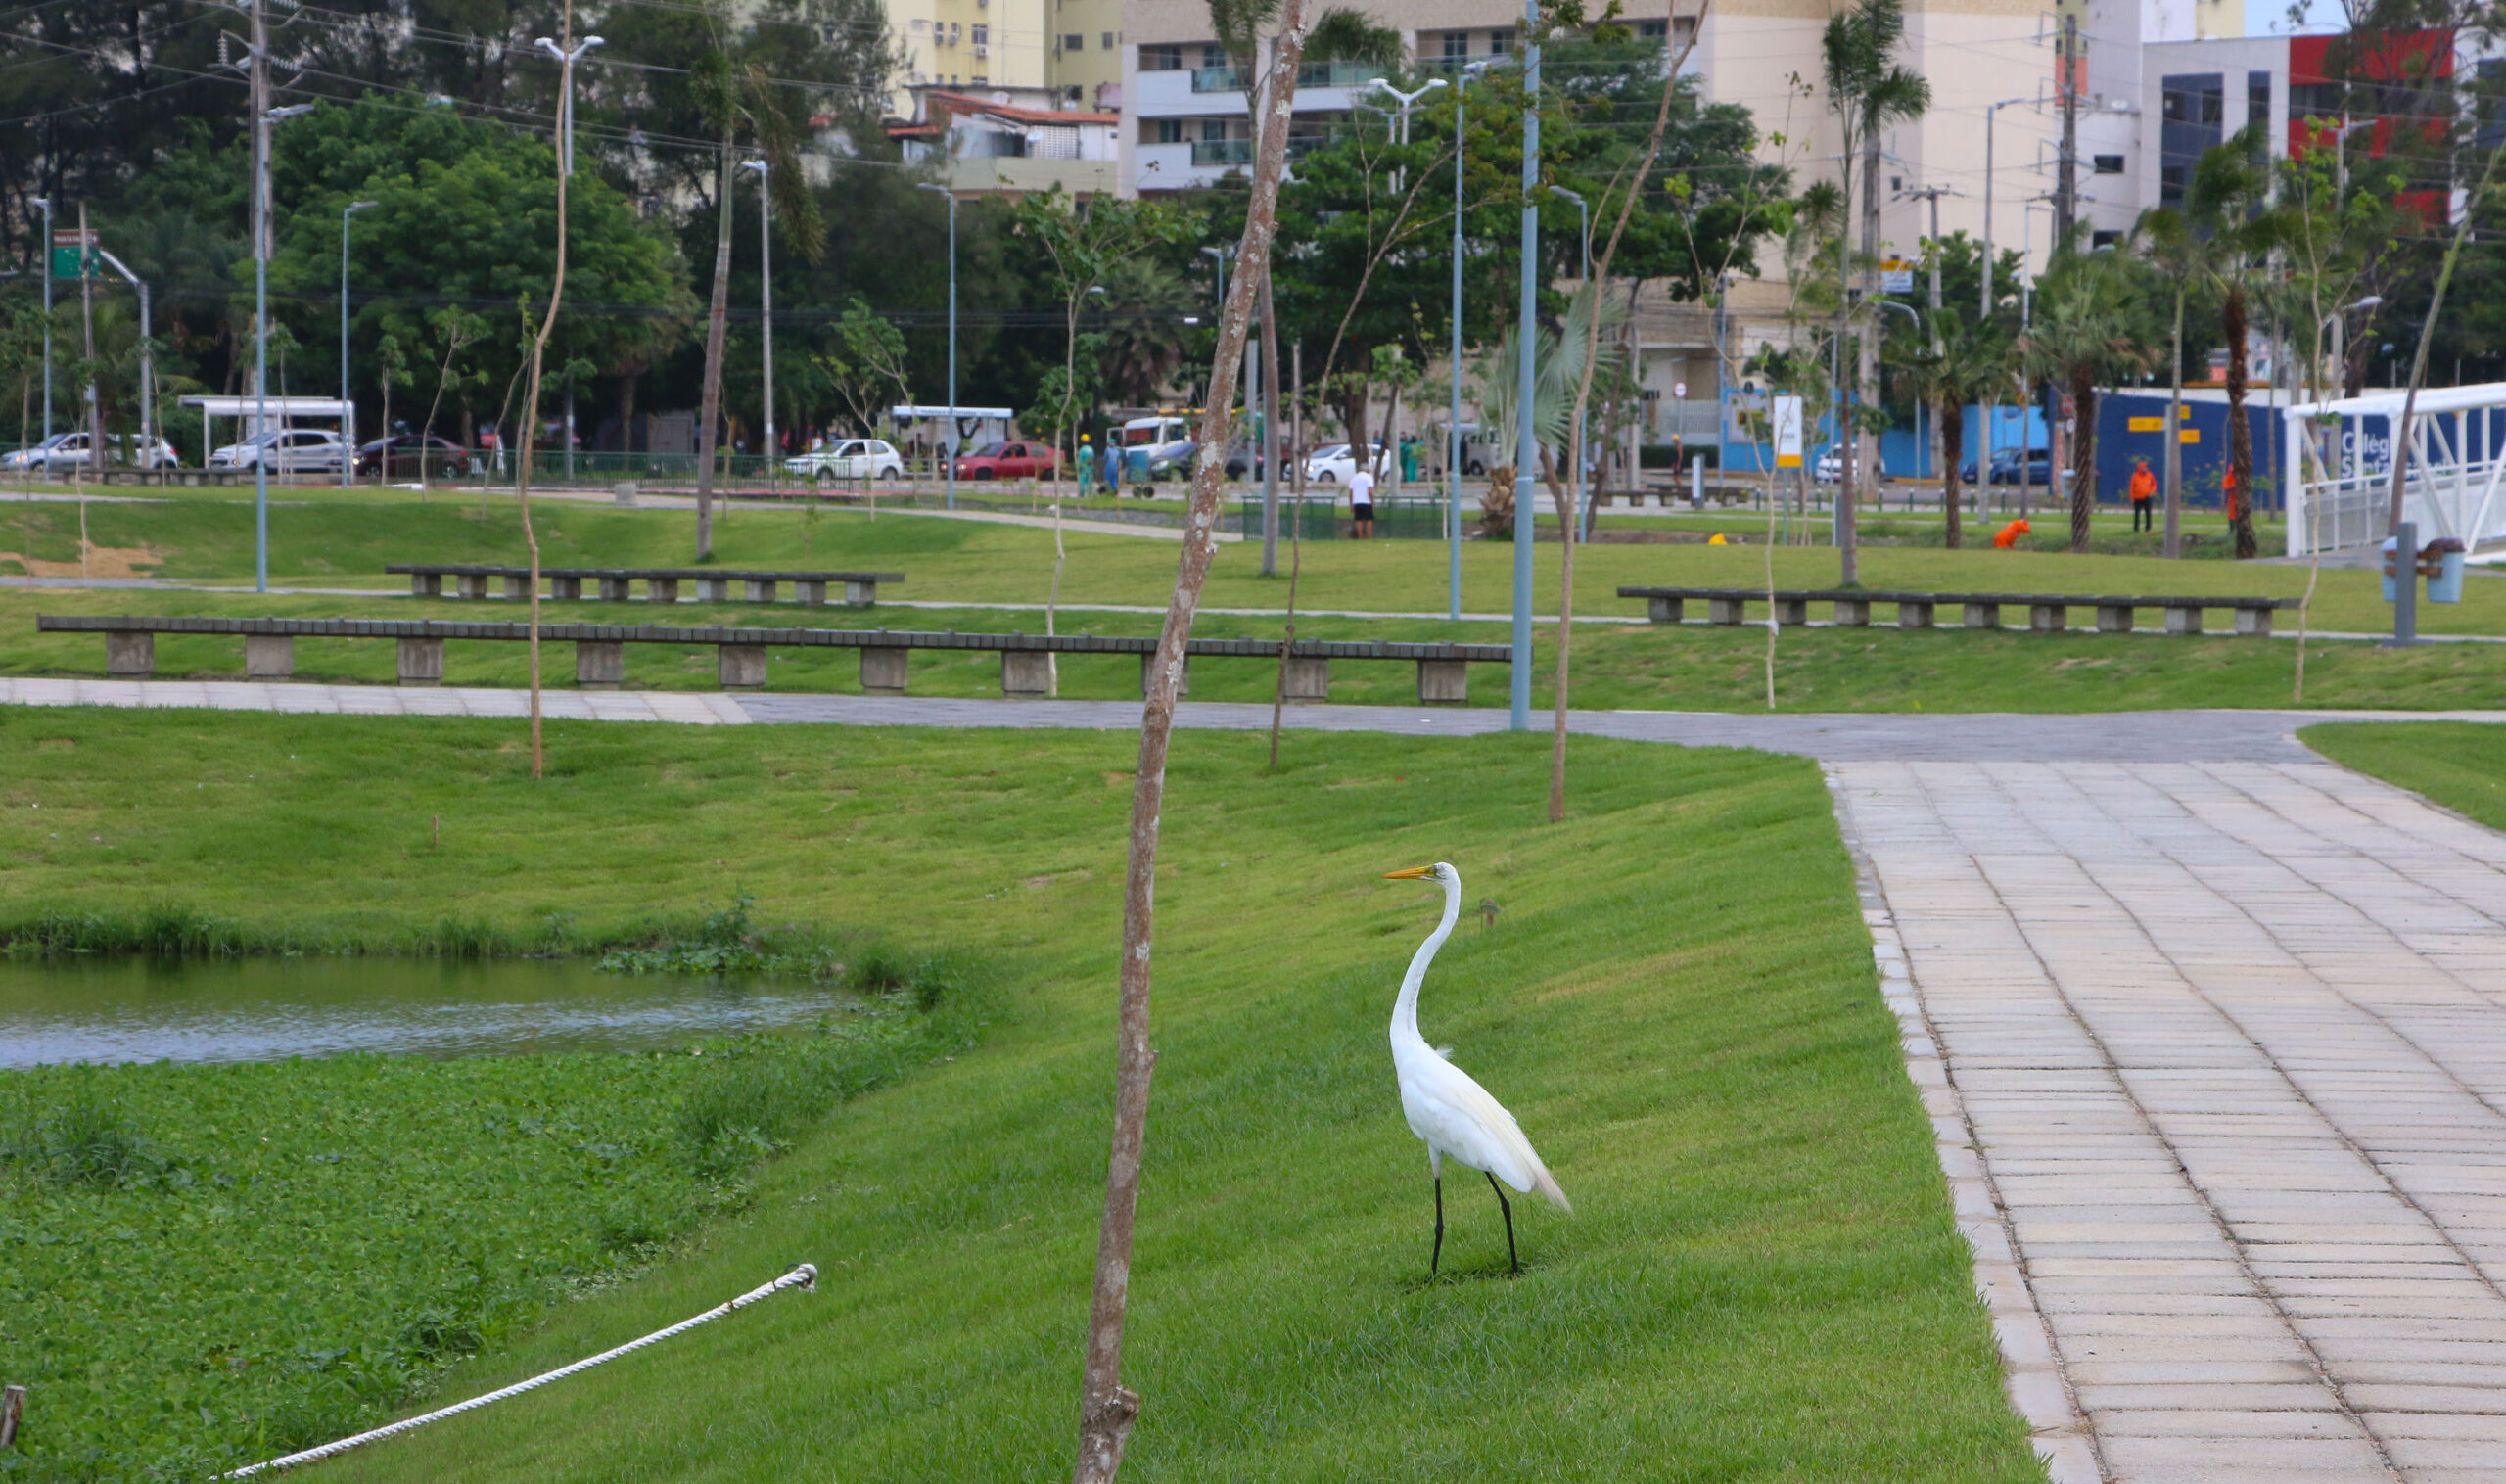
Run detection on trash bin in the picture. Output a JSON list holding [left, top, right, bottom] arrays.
[[2427, 538, 2468, 604], [2382, 535, 2401, 602]]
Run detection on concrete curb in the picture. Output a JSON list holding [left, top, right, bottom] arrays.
[[1824, 765, 2103, 1484]]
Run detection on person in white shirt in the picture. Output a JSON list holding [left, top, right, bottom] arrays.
[[1348, 464, 1375, 539]]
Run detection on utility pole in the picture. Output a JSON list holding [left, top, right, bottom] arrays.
[[32, 196, 50, 448], [1900, 185, 1953, 480], [740, 160, 773, 474], [2056, 14, 2079, 245], [1510, 0, 1539, 732], [251, 0, 271, 592]]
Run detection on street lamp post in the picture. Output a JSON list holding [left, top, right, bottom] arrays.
[[30, 196, 50, 451], [255, 103, 315, 594], [1553, 185, 1589, 282], [917, 184, 957, 507], [339, 200, 376, 488], [537, 34, 602, 487], [740, 161, 774, 477], [1512, 0, 1540, 731], [1980, 96, 2035, 322]]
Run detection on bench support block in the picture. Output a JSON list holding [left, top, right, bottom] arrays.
[[106, 631, 154, 677], [1963, 602, 2001, 629], [396, 637, 444, 686], [576, 640, 625, 689], [597, 576, 631, 602], [1002, 650, 1053, 697], [454, 574, 488, 601], [501, 574, 532, 601], [2028, 603, 2067, 634], [2235, 607, 2272, 637], [1139, 653, 1188, 697], [718, 644, 767, 689], [1647, 596, 1684, 625], [859, 647, 907, 695], [1708, 597, 1746, 626], [844, 580, 878, 606], [1898, 600, 1935, 629], [796, 580, 828, 607], [244, 634, 294, 680], [743, 579, 777, 603], [1417, 658, 1468, 705], [1833, 598, 1871, 627], [2096, 604, 2134, 634], [1283, 655, 1330, 703], [646, 577, 679, 605], [1773, 598, 1808, 626], [697, 577, 732, 604], [2164, 606, 2202, 636], [551, 576, 583, 601], [409, 574, 442, 598]]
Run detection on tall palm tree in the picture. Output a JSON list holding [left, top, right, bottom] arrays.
[[1893, 306, 2014, 550], [2019, 248, 2152, 553], [1097, 257, 1195, 407], [2184, 126, 2277, 560], [1822, 0, 1928, 580]]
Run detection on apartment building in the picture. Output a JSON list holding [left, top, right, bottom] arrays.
[[1051, 0, 1127, 106], [889, 85, 1122, 194], [886, 0, 1051, 112]]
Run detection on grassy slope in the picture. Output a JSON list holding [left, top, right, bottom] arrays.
[[2300, 721, 2506, 829], [0, 711, 2036, 1481], [10, 581, 2506, 714], [10, 487, 2503, 637]]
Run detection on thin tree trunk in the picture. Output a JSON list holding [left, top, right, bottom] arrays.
[[1941, 395, 1964, 548], [1074, 5, 1307, 1478], [2163, 285, 2184, 558], [694, 137, 733, 559], [511, 15, 580, 781], [2068, 369, 2097, 552], [2223, 285, 2256, 559], [1542, 442, 1574, 822]]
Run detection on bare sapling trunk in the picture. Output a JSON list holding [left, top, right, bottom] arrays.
[[1264, 277, 1302, 773], [2164, 285, 2184, 558], [2385, 134, 2505, 544], [2068, 368, 2098, 554], [1073, 5, 1308, 1479], [1542, 441, 1576, 823], [510, 10, 583, 780], [693, 137, 734, 559]]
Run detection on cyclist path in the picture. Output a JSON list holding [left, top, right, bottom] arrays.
[[10, 678, 2506, 1481]]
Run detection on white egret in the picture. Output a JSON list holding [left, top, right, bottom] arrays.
[[1382, 862, 1569, 1276]]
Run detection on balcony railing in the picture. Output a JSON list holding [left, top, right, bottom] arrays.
[[1189, 137, 1253, 165], [1189, 60, 1386, 93]]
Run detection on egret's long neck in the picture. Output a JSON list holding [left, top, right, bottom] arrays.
[[1391, 871, 1462, 1047]]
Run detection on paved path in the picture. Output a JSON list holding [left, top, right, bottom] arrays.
[[1835, 760, 2506, 1483]]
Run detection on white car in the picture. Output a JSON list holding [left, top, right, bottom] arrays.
[[1302, 441, 1393, 485], [211, 429, 347, 473], [4, 432, 180, 472], [1815, 450, 1887, 484], [785, 439, 904, 480]]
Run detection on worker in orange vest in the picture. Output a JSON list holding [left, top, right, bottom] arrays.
[[2222, 463, 2240, 522], [1992, 517, 2031, 549], [2129, 457, 2157, 533]]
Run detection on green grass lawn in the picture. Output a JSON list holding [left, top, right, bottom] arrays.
[[0, 710, 2040, 1481], [10, 583, 2506, 714], [8, 487, 2500, 639], [2300, 720, 2506, 828]]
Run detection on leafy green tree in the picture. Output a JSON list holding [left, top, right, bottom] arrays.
[[2019, 247, 2152, 553], [1014, 189, 1188, 485], [2180, 126, 2280, 559], [1097, 259, 1197, 409], [1889, 306, 2014, 549]]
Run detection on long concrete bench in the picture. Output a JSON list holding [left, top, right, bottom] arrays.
[[36, 617, 1505, 705], [384, 565, 904, 606], [1616, 585, 2301, 636]]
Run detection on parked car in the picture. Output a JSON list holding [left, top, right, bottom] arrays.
[[210, 428, 347, 473], [353, 433, 470, 478], [1814, 449, 1889, 483], [951, 440, 1059, 481], [4, 432, 180, 472], [1302, 441, 1392, 485], [1223, 443, 1266, 481], [1959, 449, 2052, 486], [1137, 439, 1198, 481], [784, 438, 904, 481]]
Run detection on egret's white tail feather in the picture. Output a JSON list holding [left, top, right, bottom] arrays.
[[1530, 1161, 1571, 1213]]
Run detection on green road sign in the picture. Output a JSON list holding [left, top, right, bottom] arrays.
[[49, 245, 89, 280]]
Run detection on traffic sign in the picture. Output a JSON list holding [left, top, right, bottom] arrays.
[[49, 230, 95, 281]]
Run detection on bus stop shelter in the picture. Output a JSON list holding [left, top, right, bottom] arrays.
[[178, 395, 352, 469]]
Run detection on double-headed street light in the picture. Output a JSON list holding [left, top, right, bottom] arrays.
[[1552, 185, 1590, 282], [29, 196, 49, 447], [340, 200, 377, 488], [534, 34, 604, 177], [916, 183, 958, 507], [1443, 60, 1498, 620]]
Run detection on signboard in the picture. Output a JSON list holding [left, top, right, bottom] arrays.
[[49, 230, 95, 281], [1673, 381, 1688, 399], [2180, 427, 2200, 443], [1880, 258, 1915, 294], [2127, 415, 2164, 433], [1772, 394, 1805, 469]]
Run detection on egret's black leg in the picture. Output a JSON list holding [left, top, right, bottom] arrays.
[[1430, 1176, 1446, 1275], [1487, 1172, 1518, 1275]]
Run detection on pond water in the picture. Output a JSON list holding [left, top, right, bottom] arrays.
[[0, 955, 844, 1068]]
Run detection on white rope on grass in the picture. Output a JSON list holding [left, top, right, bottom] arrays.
[[224, 1263, 817, 1477]]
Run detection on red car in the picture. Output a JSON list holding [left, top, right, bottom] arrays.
[[952, 440, 1060, 480]]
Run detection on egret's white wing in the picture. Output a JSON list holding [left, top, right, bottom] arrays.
[[1394, 1042, 1570, 1211]]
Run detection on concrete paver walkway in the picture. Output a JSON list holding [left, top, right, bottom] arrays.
[[1834, 760, 2506, 1483]]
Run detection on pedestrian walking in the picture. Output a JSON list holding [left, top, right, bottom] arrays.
[[1078, 434, 1095, 497], [1348, 462, 1376, 539], [2129, 457, 2156, 533]]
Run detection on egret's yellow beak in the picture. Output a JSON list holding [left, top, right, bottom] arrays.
[[1381, 865, 1432, 880]]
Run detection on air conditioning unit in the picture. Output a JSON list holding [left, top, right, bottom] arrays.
[[974, 43, 988, 57]]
